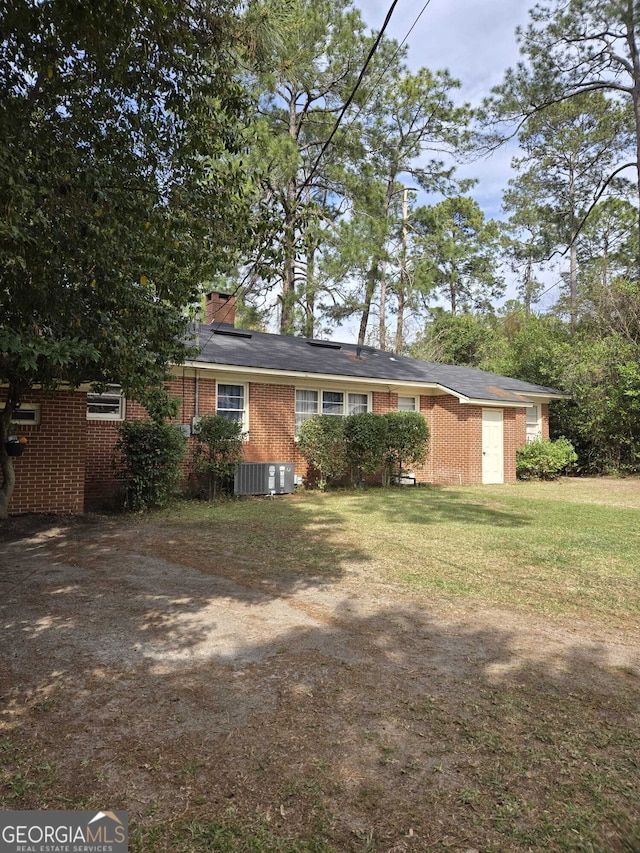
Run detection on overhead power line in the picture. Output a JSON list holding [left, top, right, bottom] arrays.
[[201, 0, 438, 340], [297, 0, 400, 198]]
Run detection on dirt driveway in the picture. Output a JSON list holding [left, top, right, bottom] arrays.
[[1, 513, 639, 852]]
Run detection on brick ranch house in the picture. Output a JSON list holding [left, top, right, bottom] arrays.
[[3, 292, 565, 515]]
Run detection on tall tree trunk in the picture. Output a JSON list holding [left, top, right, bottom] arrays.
[[395, 187, 409, 353], [302, 244, 316, 339], [569, 240, 578, 331], [524, 255, 533, 318], [358, 260, 379, 346], [379, 262, 387, 350], [0, 400, 16, 520], [280, 93, 300, 335], [359, 178, 395, 346], [280, 218, 297, 335], [623, 14, 640, 272]]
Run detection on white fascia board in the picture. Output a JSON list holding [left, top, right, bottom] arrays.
[[440, 388, 527, 408], [506, 390, 568, 401], [462, 397, 532, 409], [1, 382, 91, 393], [181, 360, 447, 394]]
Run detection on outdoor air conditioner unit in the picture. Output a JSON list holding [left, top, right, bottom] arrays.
[[234, 462, 295, 496]]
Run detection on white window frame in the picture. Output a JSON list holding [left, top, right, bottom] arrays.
[[216, 382, 249, 434], [295, 388, 371, 434], [87, 385, 126, 421], [10, 403, 41, 426], [526, 403, 542, 443], [397, 396, 417, 412], [347, 392, 369, 415], [295, 389, 319, 433]]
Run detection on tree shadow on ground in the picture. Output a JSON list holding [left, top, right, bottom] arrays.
[[1, 513, 639, 853], [342, 486, 533, 529], [0, 497, 364, 605]]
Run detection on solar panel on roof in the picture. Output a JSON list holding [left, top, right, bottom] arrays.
[[213, 329, 252, 339], [306, 340, 341, 350]]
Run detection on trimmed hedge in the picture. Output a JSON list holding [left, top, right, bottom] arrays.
[[298, 411, 430, 489]]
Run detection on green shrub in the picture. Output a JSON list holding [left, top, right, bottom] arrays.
[[297, 415, 347, 490], [516, 437, 577, 480], [115, 420, 187, 511], [382, 411, 430, 486], [193, 414, 244, 498], [344, 411, 388, 486]]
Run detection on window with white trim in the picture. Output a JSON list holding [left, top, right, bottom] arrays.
[[322, 390, 343, 416], [398, 396, 417, 412], [87, 385, 125, 420], [295, 389, 318, 432], [295, 388, 371, 433], [526, 403, 542, 443], [10, 403, 41, 426], [348, 393, 368, 415], [216, 383, 248, 431]]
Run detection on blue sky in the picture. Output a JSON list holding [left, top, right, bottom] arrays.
[[355, 0, 532, 220], [351, 1, 566, 313]]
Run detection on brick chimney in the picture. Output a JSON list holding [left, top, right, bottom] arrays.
[[205, 291, 236, 326]]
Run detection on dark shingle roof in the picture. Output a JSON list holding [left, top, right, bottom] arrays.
[[189, 323, 565, 404]]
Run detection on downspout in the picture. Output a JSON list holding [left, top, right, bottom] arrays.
[[194, 371, 199, 417]]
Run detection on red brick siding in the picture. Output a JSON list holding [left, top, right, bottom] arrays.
[[244, 383, 302, 466], [372, 390, 397, 414], [425, 396, 484, 485], [541, 404, 550, 440], [1, 389, 86, 515], [85, 421, 122, 507], [85, 376, 218, 507], [6, 375, 549, 514], [504, 407, 527, 483]]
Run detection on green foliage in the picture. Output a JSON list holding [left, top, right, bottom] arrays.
[[299, 411, 430, 490], [551, 336, 640, 474], [343, 412, 388, 485], [323, 64, 473, 346], [412, 197, 504, 316], [297, 416, 347, 490], [0, 0, 262, 513], [115, 421, 187, 511], [411, 310, 496, 367], [516, 438, 577, 480], [193, 415, 244, 498], [248, 0, 374, 336], [485, 0, 640, 266], [382, 411, 430, 485]]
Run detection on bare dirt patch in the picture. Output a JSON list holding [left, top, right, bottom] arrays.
[[1, 511, 639, 852]]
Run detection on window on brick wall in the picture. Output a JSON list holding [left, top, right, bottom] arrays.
[[10, 403, 41, 425], [295, 389, 318, 433], [526, 403, 542, 443], [348, 393, 368, 414], [87, 385, 125, 420], [398, 396, 417, 412], [295, 388, 370, 434], [216, 383, 248, 432]]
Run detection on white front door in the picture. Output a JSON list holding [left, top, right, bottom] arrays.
[[482, 408, 504, 484]]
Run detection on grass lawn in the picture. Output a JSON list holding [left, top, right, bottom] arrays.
[[160, 477, 640, 626], [1, 478, 639, 852]]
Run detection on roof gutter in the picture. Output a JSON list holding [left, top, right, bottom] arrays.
[[506, 389, 569, 401], [181, 360, 446, 394], [179, 363, 561, 406], [460, 397, 536, 409]]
